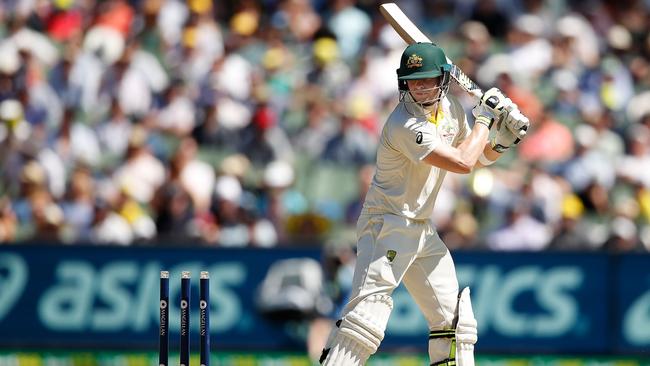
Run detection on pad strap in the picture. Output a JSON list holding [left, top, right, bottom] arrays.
[[429, 329, 456, 366], [429, 330, 455, 339], [431, 358, 456, 366]]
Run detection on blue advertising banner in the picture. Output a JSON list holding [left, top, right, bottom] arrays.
[[0, 246, 319, 350], [386, 252, 610, 353], [0, 246, 648, 354], [615, 255, 650, 352]]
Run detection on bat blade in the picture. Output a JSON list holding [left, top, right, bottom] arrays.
[[379, 3, 430, 44]]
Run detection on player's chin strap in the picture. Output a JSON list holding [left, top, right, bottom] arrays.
[[400, 92, 441, 119], [428, 287, 477, 366]]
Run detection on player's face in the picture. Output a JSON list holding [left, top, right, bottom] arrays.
[[406, 77, 442, 106]]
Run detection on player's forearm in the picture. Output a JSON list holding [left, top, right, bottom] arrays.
[[422, 123, 489, 173], [454, 122, 490, 172], [474, 142, 501, 168]]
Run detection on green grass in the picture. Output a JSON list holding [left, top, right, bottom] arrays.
[[0, 351, 648, 366]]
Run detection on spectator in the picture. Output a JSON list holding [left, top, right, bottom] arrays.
[[212, 175, 249, 247], [97, 98, 132, 160], [0, 198, 17, 243], [344, 164, 373, 225], [321, 108, 375, 165], [486, 200, 552, 251], [469, 0, 509, 38], [548, 194, 593, 251], [112, 126, 165, 204], [156, 80, 196, 136], [60, 167, 95, 241], [173, 137, 215, 213], [293, 98, 339, 160], [151, 180, 195, 243], [28, 188, 65, 243], [91, 197, 133, 246], [53, 107, 101, 168], [239, 102, 294, 165], [326, 0, 371, 62], [519, 110, 574, 164]]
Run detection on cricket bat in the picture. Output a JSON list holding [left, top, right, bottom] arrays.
[[380, 2, 526, 137]]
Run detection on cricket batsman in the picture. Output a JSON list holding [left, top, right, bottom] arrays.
[[319, 42, 529, 366]]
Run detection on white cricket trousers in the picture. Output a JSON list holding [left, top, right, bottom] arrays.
[[343, 212, 459, 335]]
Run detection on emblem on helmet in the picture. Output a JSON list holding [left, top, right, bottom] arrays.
[[406, 54, 423, 69]]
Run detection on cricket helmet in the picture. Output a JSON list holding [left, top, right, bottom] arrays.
[[396, 42, 452, 107], [397, 42, 450, 80]]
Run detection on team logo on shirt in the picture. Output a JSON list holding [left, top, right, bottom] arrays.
[[415, 131, 423, 144], [439, 123, 458, 144], [406, 54, 423, 69], [386, 250, 397, 263]]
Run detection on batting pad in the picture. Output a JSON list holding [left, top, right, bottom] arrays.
[[456, 287, 477, 366], [321, 294, 393, 365]]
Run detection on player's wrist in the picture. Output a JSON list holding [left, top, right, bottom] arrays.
[[479, 151, 496, 166], [490, 137, 509, 153], [474, 115, 493, 129]]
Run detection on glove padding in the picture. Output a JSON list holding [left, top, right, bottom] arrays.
[[490, 114, 522, 153], [502, 108, 529, 137], [473, 88, 529, 137], [472, 88, 513, 126]]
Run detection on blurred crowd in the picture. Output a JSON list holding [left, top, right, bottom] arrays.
[[0, 0, 649, 252]]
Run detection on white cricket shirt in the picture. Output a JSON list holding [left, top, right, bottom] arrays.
[[362, 95, 470, 220]]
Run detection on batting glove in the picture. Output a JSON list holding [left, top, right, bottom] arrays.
[[490, 115, 522, 153], [472, 88, 513, 128], [502, 108, 529, 138]]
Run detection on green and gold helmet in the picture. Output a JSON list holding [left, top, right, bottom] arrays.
[[396, 42, 451, 108], [397, 42, 450, 80]]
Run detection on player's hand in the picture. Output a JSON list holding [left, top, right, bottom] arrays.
[[490, 114, 522, 153], [472, 88, 512, 127]]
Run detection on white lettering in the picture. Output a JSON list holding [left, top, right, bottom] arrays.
[[390, 265, 583, 338], [624, 290, 650, 345], [132, 263, 161, 331], [0, 253, 28, 321], [493, 266, 539, 335], [535, 267, 582, 336], [92, 262, 137, 330], [209, 263, 245, 332], [38, 262, 95, 330]]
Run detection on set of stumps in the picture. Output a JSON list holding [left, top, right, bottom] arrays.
[[159, 271, 210, 366]]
